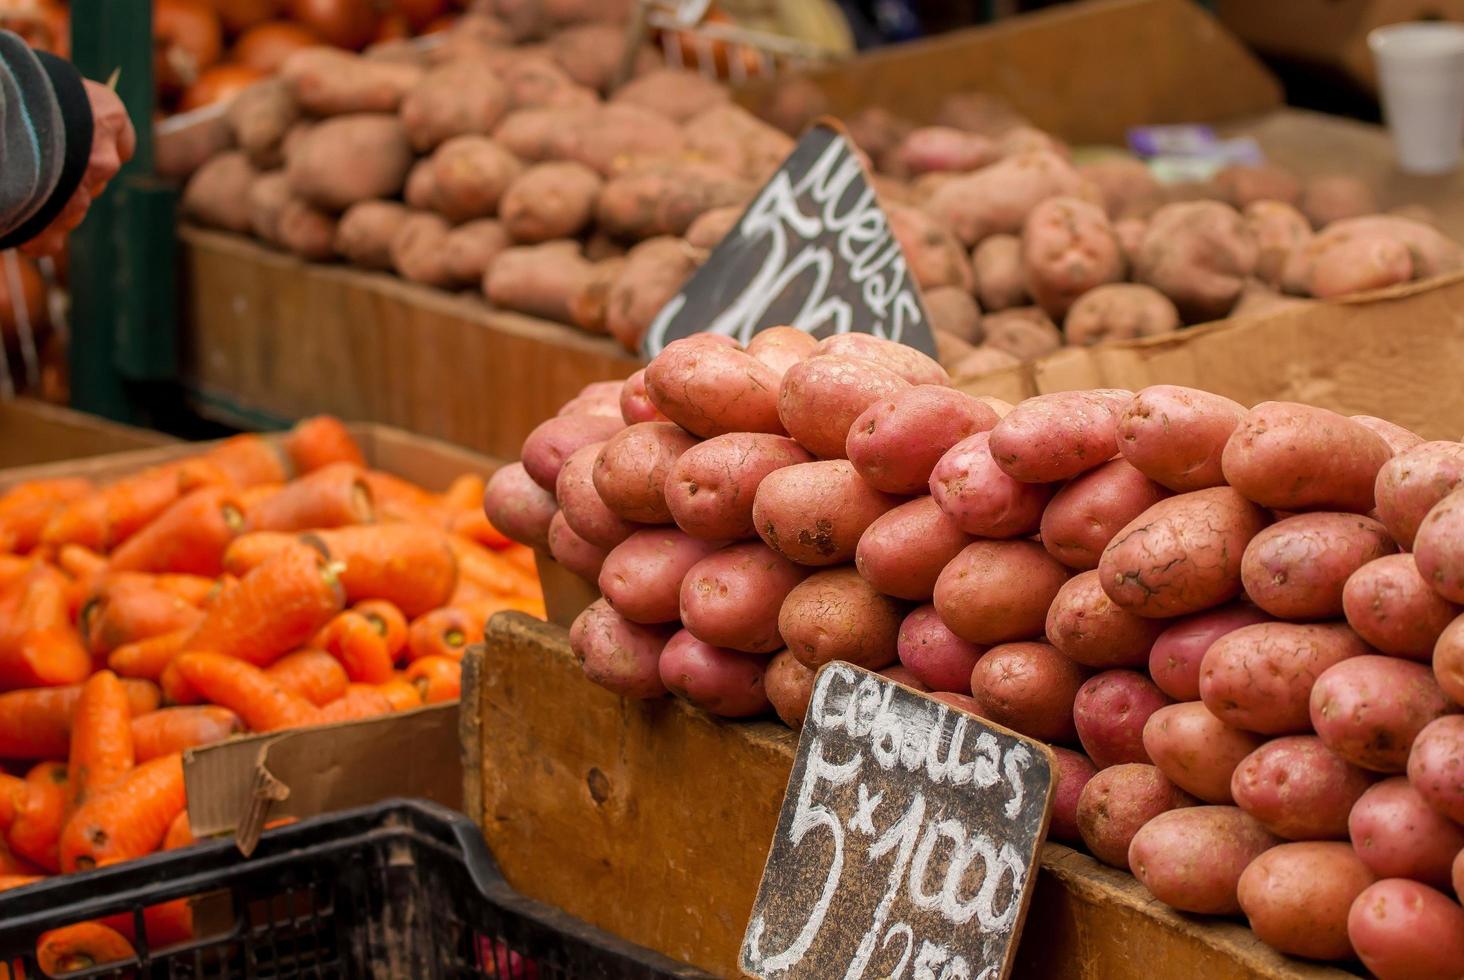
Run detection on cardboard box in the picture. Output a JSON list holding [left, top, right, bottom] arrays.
[[0, 397, 174, 469], [0, 423, 496, 848]]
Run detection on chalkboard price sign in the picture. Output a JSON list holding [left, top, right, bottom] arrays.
[[641, 122, 939, 359], [741, 664, 1055, 980]]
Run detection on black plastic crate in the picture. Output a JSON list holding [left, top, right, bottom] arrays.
[[0, 799, 712, 979]]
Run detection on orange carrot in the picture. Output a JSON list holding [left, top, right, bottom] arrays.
[[131, 573, 219, 608], [362, 470, 444, 525], [501, 544, 537, 577], [440, 474, 486, 514], [198, 434, 291, 488], [158, 658, 201, 707], [265, 650, 349, 707], [0, 477, 92, 554], [247, 462, 374, 532], [67, 672, 134, 810], [0, 566, 89, 690], [107, 628, 191, 683], [107, 486, 246, 576], [9, 762, 67, 872], [315, 612, 394, 684], [41, 464, 193, 552], [0, 873, 40, 891], [448, 535, 541, 599], [131, 706, 243, 762], [162, 809, 193, 850], [376, 675, 424, 712], [0, 773, 22, 831], [220, 530, 319, 577], [0, 555, 32, 591], [59, 753, 185, 872], [183, 546, 345, 668], [36, 921, 137, 974], [405, 656, 461, 704], [0, 680, 156, 761], [313, 525, 458, 618], [448, 508, 513, 550], [284, 416, 365, 473], [170, 654, 318, 732], [79, 579, 203, 657], [143, 898, 194, 948], [406, 608, 483, 663], [353, 600, 407, 660], [56, 543, 107, 581], [0, 833, 39, 875], [316, 685, 394, 724]]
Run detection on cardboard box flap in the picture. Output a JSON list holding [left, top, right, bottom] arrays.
[[185, 703, 461, 853], [0, 398, 174, 470]]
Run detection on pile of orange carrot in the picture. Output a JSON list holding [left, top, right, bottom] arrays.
[[0, 416, 541, 969]]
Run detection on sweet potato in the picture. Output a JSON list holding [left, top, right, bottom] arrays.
[[684, 206, 741, 251], [499, 162, 602, 243], [605, 236, 702, 352], [971, 234, 1029, 311], [1133, 201, 1257, 322], [923, 151, 1087, 245], [499, 56, 596, 111], [399, 60, 510, 152], [285, 115, 412, 212], [280, 48, 422, 116], [950, 346, 1021, 379], [1062, 283, 1180, 347], [934, 91, 1026, 137], [182, 151, 258, 233], [566, 257, 624, 335], [335, 200, 410, 271], [925, 287, 982, 345], [562, 104, 687, 177], [1021, 196, 1123, 318], [484, 241, 593, 324]]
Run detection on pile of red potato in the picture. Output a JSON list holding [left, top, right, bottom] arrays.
[[174, 2, 1464, 378], [484, 329, 1464, 976]]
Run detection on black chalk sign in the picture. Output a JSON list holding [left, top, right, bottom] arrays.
[[741, 664, 1054, 980], [641, 122, 939, 359]]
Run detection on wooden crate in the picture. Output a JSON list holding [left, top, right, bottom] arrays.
[[0, 398, 174, 469], [464, 613, 1354, 980]]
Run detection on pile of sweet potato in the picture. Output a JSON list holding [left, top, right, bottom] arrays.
[[485, 330, 1464, 977]]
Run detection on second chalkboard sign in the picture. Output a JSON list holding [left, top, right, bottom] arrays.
[[741, 664, 1055, 980], [640, 122, 939, 360]]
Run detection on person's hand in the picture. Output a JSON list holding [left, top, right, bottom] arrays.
[[21, 78, 137, 257]]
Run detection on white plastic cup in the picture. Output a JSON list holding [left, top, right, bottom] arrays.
[[1370, 22, 1464, 175]]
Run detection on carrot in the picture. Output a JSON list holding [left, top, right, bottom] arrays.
[[183, 545, 345, 667], [59, 753, 186, 872], [41, 464, 192, 552], [406, 607, 483, 663], [362, 470, 444, 525], [266, 650, 349, 707], [9, 762, 67, 872], [353, 600, 407, 660], [170, 654, 318, 732], [107, 628, 191, 683], [36, 921, 137, 974], [68, 672, 134, 810], [501, 543, 537, 577], [143, 897, 194, 948], [198, 434, 291, 488], [285, 416, 365, 473], [221, 530, 319, 577], [315, 685, 394, 724], [132, 706, 243, 762], [315, 612, 394, 684], [440, 474, 486, 513], [0, 555, 32, 591], [0, 833, 39, 875], [0, 477, 92, 554], [79, 579, 204, 657], [449, 534, 541, 599], [107, 486, 246, 576], [247, 462, 374, 532], [376, 675, 424, 712], [158, 658, 201, 707], [162, 809, 193, 850], [0, 773, 22, 830], [448, 508, 513, 550], [55, 543, 107, 581], [405, 656, 461, 704], [136, 573, 220, 608], [0, 566, 88, 690], [0, 873, 40, 891], [313, 524, 458, 618]]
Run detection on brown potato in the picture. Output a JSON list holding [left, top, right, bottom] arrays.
[[1128, 806, 1280, 915], [485, 241, 593, 324], [1078, 156, 1163, 219], [247, 172, 291, 246], [1231, 736, 1372, 840], [1133, 201, 1257, 322], [1143, 701, 1265, 804], [1077, 764, 1195, 870], [922, 150, 1087, 246], [1117, 385, 1247, 492], [281, 48, 422, 116], [443, 220, 513, 287], [285, 114, 413, 213], [593, 422, 700, 524], [1046, 571, 1166, 669], [933, 540, 1071, 644], [989, 389, 1132, 483], [1040, 458, 1171, 570], [855, 497, 972, 602], [399, 60, 509, 152], [428, 136, 524, 223], [680, 542, 808, 654], [969, 641, 1087, 743], [950, 346, 1022, 380], [390, 211, 455, 288], [1213, 163, 1301, 208], [227, 78, 299, 168], [569, 598, 674, 699], [612, 67, 730, 124], [1200, 622, 1371, 735], [779, 567, 904, 670], [753, 460, 900, 567], [1300, 174, 1377, 228], [684, 206, 741, 251], [1311, 654, 1454, 772], [1238, 842, 1376, 961], [1243, 201, 1313, 287], [335, 200, 410, 271], [777, 355, 911, 460], [183, 152, 259, 234], [605, 236, 702, 353], [645, 340, 783, 438], [498, 161, 603, 243], [1240, 513, 1397, 621], [887, 204, 975, 293], [275, 198, 337, 261], [924, 288, 982, 345]]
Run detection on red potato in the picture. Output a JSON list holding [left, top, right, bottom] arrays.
[[923, 150, 1087, 246], [1457, 852, 1464, 901], [276, 198, 338, 260], [596, 161, 751, 241], [1213, 163, 1301, 208], [847, 386, 998, 495], [1200, 622, 1371, 735], [1117, 385, 1247, 492], [1241, 513, 1397, 621], [444, 219, 514, 286], [485, 241, 594, 325], [520, 413, 624, 492], [611, 67, 729, 124], [1352, 416, 1424, 456], [1021, 196, 1123, 319], [559, 381, 624, 419], [1144, 702, 1266, 804], [968, 641, 1087, 743], [896, 604, 986, 693], [765, 649, 815, 729], [1348, 879, 1464, 980], [1046, 571, 1166, 670], [1238, 842, 1377, 962], [547, 510, 608, 581], [428, 136, 523, 223], [1287, 227, 1415, 299], [1114, 217, 1146, 266], [1148, 605, 1272, 701], [679, 542, 807, 655], [1231, 736, 1373, 840], [1374, 441, 1464, 550], [1040, 459, 1171, 571], [895, 126, 997, 175], [605, 236, 702, 353], [1301, 175, 1377, 228], [658, 630, 770, 718], [666, 434, 812, 542], [1406, 715, 1464, 822], [933, 539, 1071, 645], [997, 126, 1069, 159], [1312, 656, 1453, 772], [776, 356, 911, 460], [182, 152, 259, 233], [971, 234, 1029, 311], [988, 389, 1132, 483], [280, 49, 423, 116], [592, 422, 699, 525], [1129, 806, 1280, 915], [1073, 670, 1172, 768], [1435, 614, 1464, 704], [1244, 201, 1313, 287], [951, 347, 1022, 380], [619, 369, 666, 425], [929, 432, 1055, 539], [644, 340, 783, 438], [883, 665, 929, 691], [1416, 488, 1464, 603], [1077, 764, 1195, 870], [855, 498, 971, 602], [1133, 201, 1258, 322], [285, 114, 413, 213], [753, 460, 900, 567], [1350, 778, 1464, 889], [1062, 284, 1181, 347], [981, 307, 1063, 362], [598, 528, 721, 625], [778, 567, 904, 671], [809, 335, 948, 387], [1099, 488, 1270, 618], [499, 161, 603, 243], [887, 205, 976, 294], [1078, 156, 1163, 219], [482, 462, 557, 551], [555, 443, 638, 551], [1049, 747, 1099, 845], [399, 59, 508, 152], [926, 288, 983, 347], [1224, 402, 1393, 513], [1344, 555, 1459, 661], [745, 327, 817, 380], [334, 200, 410, 271], [390, 211, 455, 288], [569, 599, 674, 700]]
